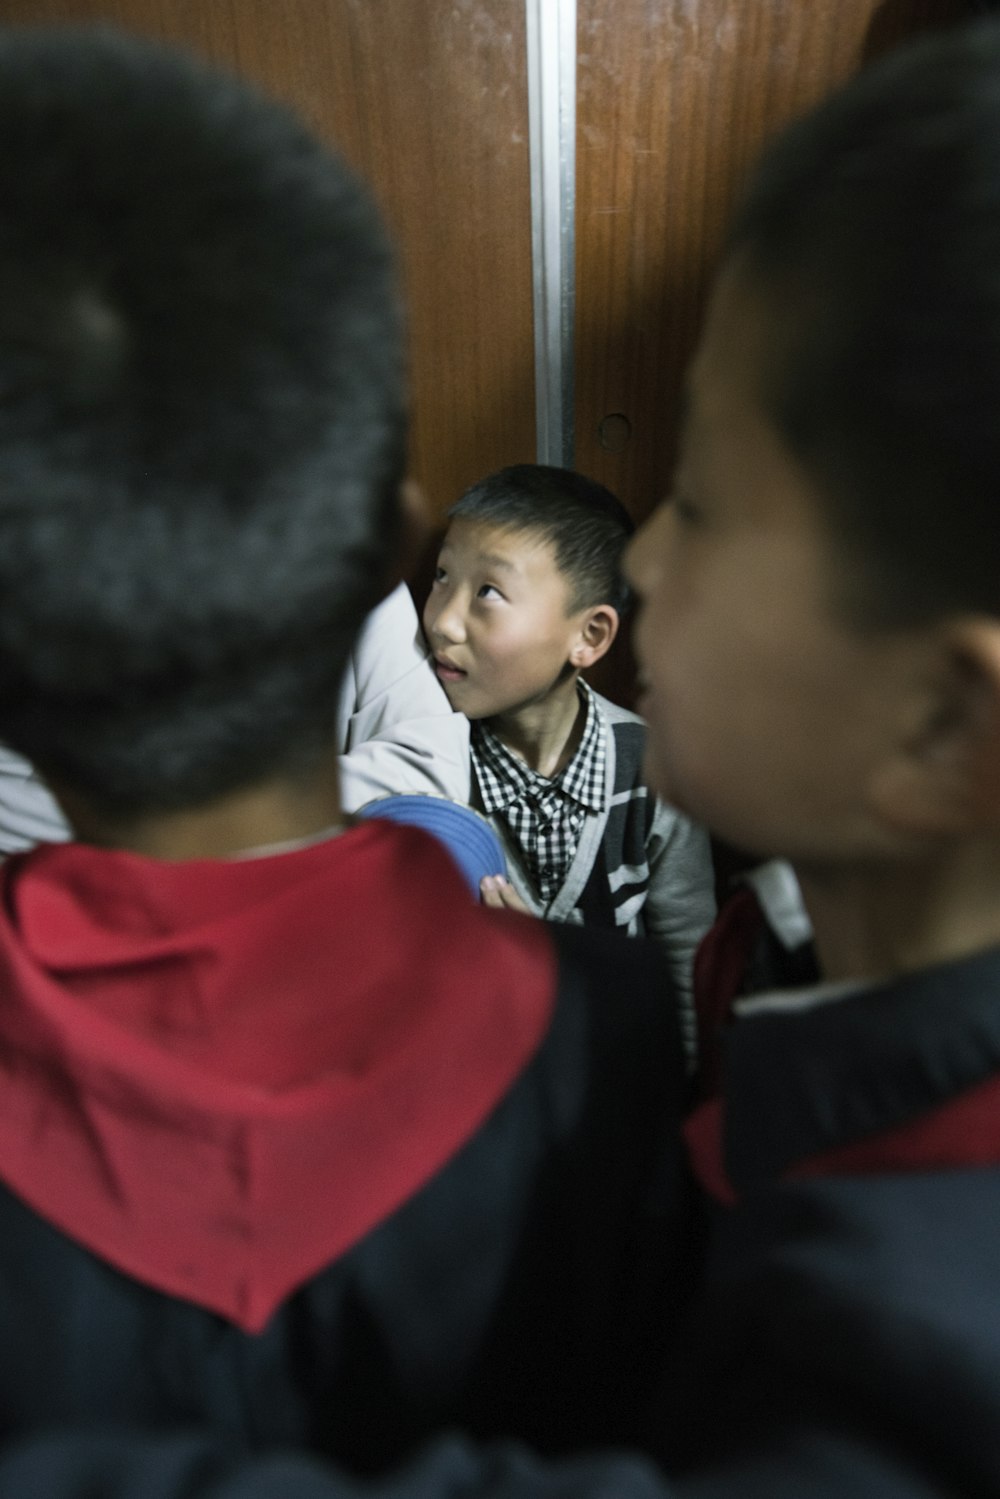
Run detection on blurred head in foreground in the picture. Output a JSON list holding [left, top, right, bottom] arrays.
[[0, 26, 405, 837]]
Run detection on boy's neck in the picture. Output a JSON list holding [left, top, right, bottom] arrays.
[[794, 835, 1000, 986], [51, 757, 345, 862], [486, 675, 587, 779]]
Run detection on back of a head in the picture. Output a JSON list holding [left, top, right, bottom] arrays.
[[0, 26, 404, 817], [727, 15, 1000, 627], [449, 463, 635, 615]]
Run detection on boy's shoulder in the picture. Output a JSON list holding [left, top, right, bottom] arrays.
[[548, 916, 669, 993], [588, 688, 653, 801], [588, 688, 645, 731]]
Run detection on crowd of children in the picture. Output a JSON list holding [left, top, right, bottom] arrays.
[[0, 12, 999, 1499]]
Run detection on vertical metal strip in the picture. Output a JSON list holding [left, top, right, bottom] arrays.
[[525, 0, 576, 469]]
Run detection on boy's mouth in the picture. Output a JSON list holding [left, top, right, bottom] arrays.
[[433, 654, 467, 683]]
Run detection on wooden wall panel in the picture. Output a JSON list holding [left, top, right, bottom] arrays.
[[0, 0, 979, 702], [574, 0, 971, 532], [0, 0, 537, 525], [575, 0, 971, 705]]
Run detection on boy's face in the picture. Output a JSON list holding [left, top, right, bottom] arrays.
[[624, 263, 938, 865], [422, 519, 587, 720]]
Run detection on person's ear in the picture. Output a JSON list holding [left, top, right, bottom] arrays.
[[868, 618, 1000, 838], [378, 478, 432, 597], [570, 605, 620, 669]]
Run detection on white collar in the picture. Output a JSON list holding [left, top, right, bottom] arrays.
[[733, 976, 865, 1019], [227, 822, 344, 861], [743, 859, 814, 950]]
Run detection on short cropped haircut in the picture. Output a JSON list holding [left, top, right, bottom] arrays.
[[0, 26, 405, 817], [449, 464, 635, 615], [726, 16, 1000, 628]]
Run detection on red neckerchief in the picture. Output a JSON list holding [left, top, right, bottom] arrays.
[[690, 896, 1000, 1201], [691, 886, 766, 1100], [0, 823, 556, 1330], [685, 1055, 1000, 1205]]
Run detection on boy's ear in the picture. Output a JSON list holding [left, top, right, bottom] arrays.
[[570, 605, 620, 669], [869, 618, 1000, 837]]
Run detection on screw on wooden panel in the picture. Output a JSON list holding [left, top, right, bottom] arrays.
[[597, 412, 631, 452]]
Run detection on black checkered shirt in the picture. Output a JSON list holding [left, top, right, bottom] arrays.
[[471, 682, 606, 904]]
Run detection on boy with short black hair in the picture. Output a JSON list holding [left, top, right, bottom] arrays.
[[0, 578, 471, 853], [423, 462, 716, 1012], [0, 22, 686, 1473]]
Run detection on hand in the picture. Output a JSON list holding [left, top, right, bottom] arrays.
[[480, 874, 533, 915]]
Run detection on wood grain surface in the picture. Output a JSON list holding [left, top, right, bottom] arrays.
[[574, 0, 971, 534], [0, 0, 537, 528], [0, 0, 978, 705]]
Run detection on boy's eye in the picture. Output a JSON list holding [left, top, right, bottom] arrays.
[[477, 582, 503, 601], [432, 565, 447, 584]]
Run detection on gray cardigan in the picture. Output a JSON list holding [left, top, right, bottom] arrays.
[[472, 691, 716, 1013]]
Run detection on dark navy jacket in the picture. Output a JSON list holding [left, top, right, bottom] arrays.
[[0, 826, 689, 1471], [7, 862, 1000, 1498]]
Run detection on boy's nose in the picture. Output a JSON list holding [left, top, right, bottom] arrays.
[[427, 597, 467, 646], [623, 503, 665, 598]]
